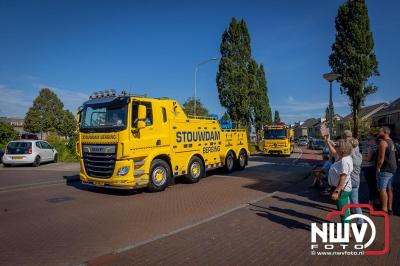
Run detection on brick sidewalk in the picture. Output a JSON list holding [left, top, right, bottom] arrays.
[[92, 173, 400, 266]]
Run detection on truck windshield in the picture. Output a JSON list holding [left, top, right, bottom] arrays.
[[264, 129, 287, 140], [80, 104, 128, 132]]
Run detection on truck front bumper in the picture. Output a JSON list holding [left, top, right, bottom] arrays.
[[263, 148, 291, 156], [79, 159, 148, 189]]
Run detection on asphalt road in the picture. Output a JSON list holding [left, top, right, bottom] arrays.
[[0, 148, 315, 266]]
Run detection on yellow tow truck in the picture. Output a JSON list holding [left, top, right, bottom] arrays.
[[263, 123, 294, 156], [76, 90, 249, 192]]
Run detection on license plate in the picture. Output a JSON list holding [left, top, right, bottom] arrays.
[[94, 181, 104, 186], [12, 156, 23, 160]]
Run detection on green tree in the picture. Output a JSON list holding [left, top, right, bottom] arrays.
[[58, 110, 77, 137], [344, 117, 374, 140], [252, 63, 272, 130], [182, 97, 209, 117], [329, 0, 379, 138], [24, 88, 77, 138], [216, 18, 252, 128], [0, 120, 19, 148], [273, 110, 281, 124]]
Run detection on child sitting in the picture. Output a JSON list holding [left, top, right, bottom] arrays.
[[311, 154, 332, 195]]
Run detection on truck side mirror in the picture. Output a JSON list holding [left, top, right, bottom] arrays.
[[138, 105, 147, 121], [136, 104, 147, 129]]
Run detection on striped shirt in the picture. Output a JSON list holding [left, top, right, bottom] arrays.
[[363, 144, 377, 167]]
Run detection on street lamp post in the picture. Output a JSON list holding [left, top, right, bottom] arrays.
[[322, 72, 341, 140], [40, 114, 43, 140], [194, 57, 218, 116]]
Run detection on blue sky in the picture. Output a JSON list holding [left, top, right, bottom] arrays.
[[0, 0, 399, 124]]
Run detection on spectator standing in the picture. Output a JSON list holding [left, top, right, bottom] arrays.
[[324, 129, 363, 224], [376, 127, 397, 214], [362, 135, 379, 205], [327, 139, 354, 223]]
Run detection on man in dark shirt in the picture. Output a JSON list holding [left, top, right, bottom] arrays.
[[376, 127, 398, 214]]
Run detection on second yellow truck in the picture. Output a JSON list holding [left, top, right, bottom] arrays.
[[263, 124, 294, 156], [76, 90, 249, 192]]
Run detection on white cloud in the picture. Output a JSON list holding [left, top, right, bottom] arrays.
[[275, 95, 392, 124], [273, 96, 349, 113], [0, 84, 88, 118], [272, 95, 350, 124], [0, 85, 34, 117]]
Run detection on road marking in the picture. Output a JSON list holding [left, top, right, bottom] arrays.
[[0, 163, 80, 172], [102, 191, 279, 256], [0, 178, 79, 193], [0, 181, 63, 193], [292, 146, 303, 163]]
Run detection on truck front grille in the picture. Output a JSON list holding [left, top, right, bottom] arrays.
[[83, 144, 116, 178]]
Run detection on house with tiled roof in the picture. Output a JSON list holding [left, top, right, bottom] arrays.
[[372, 98, 400, 140], [337, 102, 388, 138], [293, 118, 319, 139]]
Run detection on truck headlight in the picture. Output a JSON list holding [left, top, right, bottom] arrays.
[[117, 166, 130, 176]]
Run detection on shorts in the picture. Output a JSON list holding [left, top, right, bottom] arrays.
[[377, 172, 394, 191]]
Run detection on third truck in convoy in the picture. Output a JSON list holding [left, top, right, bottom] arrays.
[[76, 90, 249, 192]]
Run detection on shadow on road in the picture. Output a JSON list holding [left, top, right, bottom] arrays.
[[63, 170, 226, 196], [250, 154, 323, 167], [271, 196, 335, 212], [255, 211, 311, 231], [63, 175, 143, 196], [242, 164, 400, 232]]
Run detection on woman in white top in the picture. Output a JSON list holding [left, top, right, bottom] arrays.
[[328, 139, 354, 223]]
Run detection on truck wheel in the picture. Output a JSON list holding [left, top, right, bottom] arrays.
[[236, 149, 247, 171], [224, 151, 235, 173], [183, 156, 204, 183], [32, 156, 41, 167], [148, 159, 170, 192]]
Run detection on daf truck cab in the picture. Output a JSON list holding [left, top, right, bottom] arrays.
[[263, 123, 294, 156], [76, 90, 249, 192]]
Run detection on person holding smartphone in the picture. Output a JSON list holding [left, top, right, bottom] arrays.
[[321, 125, 363, 224], [327, 139, 354, 223]]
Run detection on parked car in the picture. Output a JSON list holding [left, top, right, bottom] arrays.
[[0, 149, 4, 164], [309, 139, 325, 150], [298, 139, 308, 146], [2, 140, 58, 167], [307, 140, 313, 149]]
